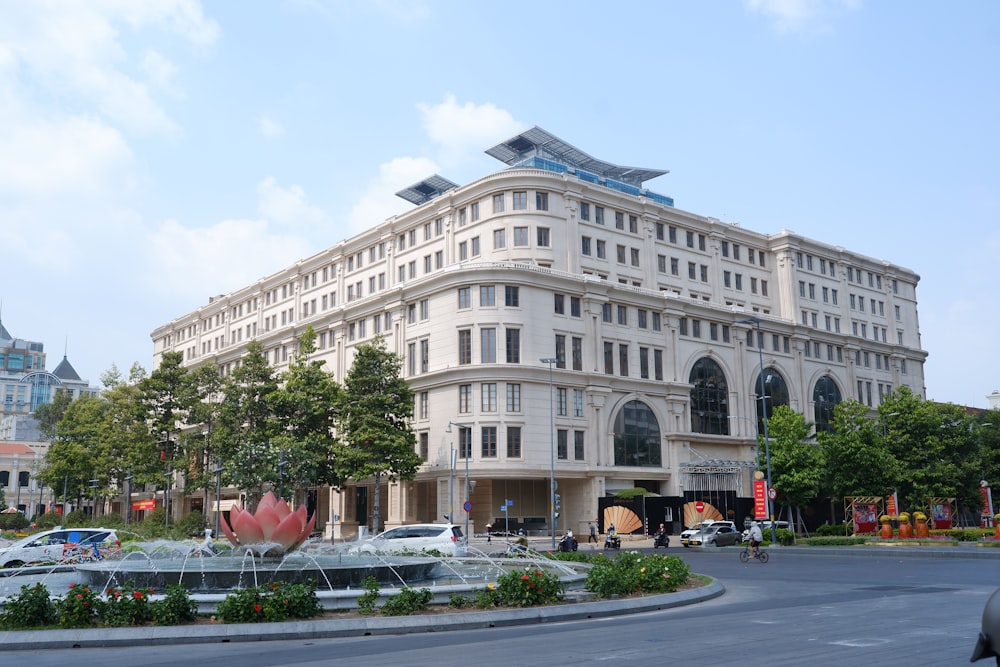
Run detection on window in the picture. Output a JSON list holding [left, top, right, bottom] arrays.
[[686, 230, 694, 248], [512, 191, 527, 210], [536, 192, 549, 210], [494, 229, 506, 249], [574, 430, 585, 460], [613, 400, 662, 466], [619, 344, 629, 376], [459, 241, 468, 260], [654, 349, 663, 381], [481, 427, 497, 458], [458, 330, 472, 364], [631, 248, 640, 267], [596, 240, 606, 259], [639, 347, 649, 379], [602, 303, 612, 322], [582, 236, 592, 255], [570, 296, 581, 317], [617, 245, 627, 264], [470, 202, 479, 221], [557, 387, 567, 416], [537, 227, 550, 247], [671, 257, 679, 275], [555, 334, 566, 368], [493, 193, 505, 213], [506, 328, 521, 363], [482, 383, 497, 412], [480, 285, 495, 307], [604, 341, 614, 374], [629, 215, 638, 234], [505, 285, 519, 306], [419, 298, 428, 320], [507, 426, 522, 457], [458, 287, 471, 309], [459, 384, 472, 413], [506, 383, 521, 411], [572, 337, 583, 371], [481, 328, 496, 363], [420, 339, 429, 372], [554, 293, 565, 314], [419, 432, 428, 460], [557, 430, 568, 460], [573, 389, 584, 417], [580, 202, 590, 221], [595, 206, 604, 224], [617, 305, 628, 325], [513, 227, 529, 246]]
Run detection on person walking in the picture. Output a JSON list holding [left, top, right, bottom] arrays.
[[588, 522, 598, 544], [486, 523, 493, 543]]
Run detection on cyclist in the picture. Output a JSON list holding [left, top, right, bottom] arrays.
[[747, 521, 763, 559]]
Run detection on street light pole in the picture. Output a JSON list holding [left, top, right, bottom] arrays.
[[212, 462, 223, 539], [738, 317, 777, 545], [540, 357, 558, 550]]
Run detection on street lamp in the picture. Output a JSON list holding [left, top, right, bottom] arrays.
[[737, 317, 777, 545], [212, 462, 224, 539], [89, 479, 99, 520], [123, 473, 133, 526], [540, 357, 558, 550], [447, 421, 471, 548]]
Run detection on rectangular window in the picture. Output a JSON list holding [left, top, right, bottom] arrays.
[[536, 192, 549, 210], [557, 387, 567, 416], [596, 240, 606, 259], [481, 328, 497, 363], [481, 383, 497, 412], [574, 431, 584, 460], [505, 285, 519, 306], [557, 430, 568, 460], [554, 293, 565, 314], [629, 215, 638, 234], [459, 241, 468, 260], [615, 210, 625, 229], [506, 383, 521, 412], [602, 303, 612, 322], [492, 193, 505, 213], [458, 286, 471, 309], [482, 427, 497, 457], [459, 384, 472, 413], [513, 227, 529, 246], [617, 245, 627, 264], [639, 347, 649, 379], [572, 337, 583, 371], [573, 389, 584, 417], [537, 227, 550, 247], [570, 296, 581, 317], [580, 202, 590, 221], [507, 426, 522, 457], [595, 206, 604, 225], [555, 334, 566, 368], [619, 344, 629, 377], [420, 339, 429, 373], [604, 341, 614, 374], [512, 191, 527, 210], [631, 247, 640, 267], [458, 330, 472, 364], [654, 349, 663, 381], [470, 202, 479, 221], [637, 309, 648, 329], [480, 285, 496, 307], [617, 305, 628, 325], [506, 328, 521, 363], [494, 229, 506, 249], [582, 236, 592, 255], [418, 390, 429, 419]]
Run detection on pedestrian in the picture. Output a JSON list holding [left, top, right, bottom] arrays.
[[588, 522, 598, 543], [486, 523, 492, 543]]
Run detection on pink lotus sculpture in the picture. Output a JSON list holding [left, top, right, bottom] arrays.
[[220, 491, 316, 554]]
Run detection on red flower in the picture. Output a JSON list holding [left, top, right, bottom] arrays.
[[133, 591, 144, 599], [520, 574, 530, 580], [254, 604, 262, 613], [68, 583, 76, 589], [76, 594, 83, 599]]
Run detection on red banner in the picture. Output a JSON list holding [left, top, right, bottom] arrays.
[[132, 499, 156, 511], [932, 502, 952, 529], [753, 480, 767, 519]]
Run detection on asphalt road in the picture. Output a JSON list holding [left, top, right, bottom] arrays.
[[3, 548, 994, 666]]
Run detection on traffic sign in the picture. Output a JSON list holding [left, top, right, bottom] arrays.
[[695, 501, 705, 513], [767, 487, 777, 500], [463, 501, 472, 512]]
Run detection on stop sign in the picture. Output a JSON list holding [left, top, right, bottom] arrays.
[[695, 501, 705, 513]]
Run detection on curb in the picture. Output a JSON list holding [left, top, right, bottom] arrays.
[[0, 580, 724, 650]]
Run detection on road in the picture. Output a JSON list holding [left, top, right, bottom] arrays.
[[3, 548, 993, 666]]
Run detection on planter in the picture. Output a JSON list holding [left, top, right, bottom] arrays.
[[915, 520, 930, 538], [899, 522, 914, 539], [880, 523, 894, 539], [994, 525, 1000, 540]]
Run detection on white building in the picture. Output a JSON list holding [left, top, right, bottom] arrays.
[[151, 127, 926, 538]]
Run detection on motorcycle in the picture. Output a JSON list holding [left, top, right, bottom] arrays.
[[604, 533, 621, 550], [557, 533, 578, 552], [653, 531, 670, 548]]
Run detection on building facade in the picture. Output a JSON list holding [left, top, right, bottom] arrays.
[[151, 128, 926, 538]]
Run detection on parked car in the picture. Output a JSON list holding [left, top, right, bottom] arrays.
[[683, 524, 742, 547], [353, 523, 465, 556], [0, 527, 121, 568], [679, 521, 737, 547]]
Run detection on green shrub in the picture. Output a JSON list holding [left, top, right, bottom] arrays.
[[474, 586, 501, 609], [585, 552, 689, 598], [103, 582, 154, 627], [815, 523, 850, 537], [0, 511, 30, 531], [380, 587, 433, 616], [64, 509, 90, 527], [0, 583, 57, 629], [55, 583, 105, 628], [266, 581, 322, 619], [775, 528, 796, 546], [356, 576, 380, 615], [216, 581, 322, 623], [150, 584, 198, 625], [496, 566, 564, 607], [33, 512, 62, 529], [801, 536, 870, 546], [448, 593, 471, 608], [177, 510, 206, 537]]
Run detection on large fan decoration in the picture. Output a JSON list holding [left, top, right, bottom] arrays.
[[603, 505, 643, 534], [683, 501, 723, 529]]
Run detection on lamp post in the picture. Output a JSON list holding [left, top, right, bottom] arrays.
[[540, 357, 558, 550], [123, 473, 133, 526], [89, 479, 99, 520], [212, 462, 223, 539], [446, 421, 471, 547], [737, 317, 777, 545]]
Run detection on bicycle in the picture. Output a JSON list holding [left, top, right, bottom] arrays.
[[739, 546, 769, 563]]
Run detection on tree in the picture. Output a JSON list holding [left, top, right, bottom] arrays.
[[333, 336, 420, 535], [184, 363, 224, 521], [271, 327, 343, 501], [215, 340, 280, 510], [819, 399, 900, 500], [40, 395, 107, 510], [33, 389, 74, 440], [766, 406, 822, 531]]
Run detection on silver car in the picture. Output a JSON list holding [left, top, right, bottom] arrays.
[[683, 524, 742, 547], [354, 523, 465, 556]]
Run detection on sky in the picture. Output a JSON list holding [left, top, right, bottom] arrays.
[[1, 1, 998, 407]]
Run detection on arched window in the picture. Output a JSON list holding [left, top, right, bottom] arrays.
[[813, 375, 842, 433], [613, 400, 662, 467], [690, 358, 730, 435], [752, 368, 789, 435]]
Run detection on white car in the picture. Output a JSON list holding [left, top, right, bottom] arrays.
[[679, 521, 737, 547], [354, 523, 465, 556], [0, 527, 121, 568]]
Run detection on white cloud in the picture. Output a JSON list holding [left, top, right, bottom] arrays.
[[256, 176, 327, 227], [346, 156, 439, 235], [145, 217, 314, 301], [743, 0, 860, 33], [418, 94, 523, 168], [258, 114, 286, 139]]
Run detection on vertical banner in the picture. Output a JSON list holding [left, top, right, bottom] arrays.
[[980, 486, 993, 527], [932, 502, 952, 529], [854, 502, 877, 534], [886, 493, 897, 518], [753, 480, 767, 519]]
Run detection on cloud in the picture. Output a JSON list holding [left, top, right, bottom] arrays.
[[258, 114, 286, 139], [346, 156, 439, 234], [256, 176, 327, 227], [418, 94, 524, 168], [145, 218, 314, 302], [743, 0, 860, 34]]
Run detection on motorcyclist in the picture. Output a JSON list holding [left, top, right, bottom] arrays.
[[558, 530, 578, 552], [605, 523, 618, 549], [654, 522, 668, 548]]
